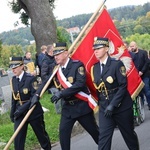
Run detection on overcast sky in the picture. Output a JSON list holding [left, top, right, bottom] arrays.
[[0, 0, 149, 33]]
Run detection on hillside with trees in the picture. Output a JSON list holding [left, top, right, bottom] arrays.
[[0, 2, 150, 69], [0, 27, 34, 47], [0, 2, 149, 47], [57, 2, 150, 38]]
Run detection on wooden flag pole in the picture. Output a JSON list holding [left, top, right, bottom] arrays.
[[68, 0, 106, 54], [4, 1, 106, 149], [4, 105, 35, 150]]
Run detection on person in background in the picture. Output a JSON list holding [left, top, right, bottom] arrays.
[[129, 41, 150, 110], [9, 57, 51, 150], [23, 51, 36, 76], [123, 40, 135, 62], [91, 37, 139, 150], [37, 45, 47, 76], [41, 45, 55, 81], [30, 42, 99, 150]]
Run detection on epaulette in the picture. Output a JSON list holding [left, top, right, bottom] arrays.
[[111, 57, 116, 61], [94, 61, 100, 65], [111, 57, 120, 62], [26, 73, 33, 77], [12, 76, 16, 79], [72, 59, 79, 63]]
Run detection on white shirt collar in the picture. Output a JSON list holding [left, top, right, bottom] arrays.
[[100, 56, 108, 65], [17, 71, 24, 81], [62, 58, 70, 69]]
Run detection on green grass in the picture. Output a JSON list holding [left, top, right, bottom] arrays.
[[0, 92, 61, 150]]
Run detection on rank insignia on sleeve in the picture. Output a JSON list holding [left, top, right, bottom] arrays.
[[120, 66, 126, 76], [32, 81, 38, 90], [78, 66, 85, 75]]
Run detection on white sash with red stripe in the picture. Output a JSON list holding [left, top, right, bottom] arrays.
[[57, 67, 98, 111]]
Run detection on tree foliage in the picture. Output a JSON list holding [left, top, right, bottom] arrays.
[[56, 2, 150, 39], [0, 26, 71, 69], [9, 0, 57, 52], [0, 27, 34, 47], [125, 33, 150, 50], [0, 2, 150, 69], [57, 27, 71, 46], [0, 45, 24, 69], [1, 3, 149, 48], [109, 2, 150, 21], [9, 0, 55, 26], [57, 13, 92, 29]]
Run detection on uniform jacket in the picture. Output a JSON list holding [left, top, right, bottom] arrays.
[[92, 56, 133, 113], [41, 54, 55, 81], [61, 59, 93, 118], [10, 72, 43, 121], [37, 59, 92, 118], [37, 52, 46, 69]]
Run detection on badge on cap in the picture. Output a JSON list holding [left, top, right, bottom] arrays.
[[120, 66, 126, 76]]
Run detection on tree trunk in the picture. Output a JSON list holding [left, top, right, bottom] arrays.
[[21, 0, 57, 53]]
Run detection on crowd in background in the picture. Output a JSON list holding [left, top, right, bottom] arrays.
[[23, 44, 55, 83]]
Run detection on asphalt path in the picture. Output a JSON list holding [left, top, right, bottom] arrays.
[[52, 104, 150, 150]]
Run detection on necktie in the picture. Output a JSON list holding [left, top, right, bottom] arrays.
[[17, 77, 20, 82], [16, 78, 20, 90], [61, 67, 65, 73], [101, 64, 105, 74]]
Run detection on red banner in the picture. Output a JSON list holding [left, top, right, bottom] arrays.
[[71, 8, 144, 100]]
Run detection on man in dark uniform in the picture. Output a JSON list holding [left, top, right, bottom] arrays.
[[9, 57, 51, 150], [30, 42, 99, 150], [91, 37, 139, 150]]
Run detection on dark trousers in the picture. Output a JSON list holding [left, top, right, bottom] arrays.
[[59, 111, 99, 150], [14, 115, 51, 150], [98, 108, 139, 150], [142, 77, 150, 105]]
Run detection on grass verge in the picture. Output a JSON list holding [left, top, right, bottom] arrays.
[[0, 92, 60, 150]]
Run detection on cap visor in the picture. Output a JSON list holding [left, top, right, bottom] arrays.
[[53, 50, 65, 56], [93, 45, 105, 50], [9, 64, 22, 69]]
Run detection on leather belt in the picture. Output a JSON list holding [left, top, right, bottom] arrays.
[[17, 100, 30, 105], [100, 88, 118, 96], [66, 99, 79, 105], [21, 100, 30, 104]]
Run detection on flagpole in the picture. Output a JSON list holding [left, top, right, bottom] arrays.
[[68, 0, 106, 54]]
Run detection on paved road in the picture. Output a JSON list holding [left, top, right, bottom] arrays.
[[52, 105, 150, 150]]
